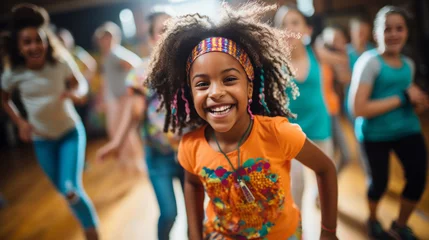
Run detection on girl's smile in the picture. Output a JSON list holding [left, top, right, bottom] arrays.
[[189, 52, 253, 133]]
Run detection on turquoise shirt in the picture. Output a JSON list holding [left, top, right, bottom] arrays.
[[345, 43, 375, 117], [346, 43, 375, 70], [288, 45, 331, 141], [351, 49, 421, 141]]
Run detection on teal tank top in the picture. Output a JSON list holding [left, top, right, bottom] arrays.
[[344, 43, 374, 117], [355, 51, 421, 141], [288, 45, 331, 141]]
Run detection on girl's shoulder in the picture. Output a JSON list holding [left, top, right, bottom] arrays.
[[254, 115, 307, 160], [181, 124, 207, 143], [361, 49, 380, 59], [355, 50, 381, 69], [2, 66, 30, 81], [255, 115, 304, 138]]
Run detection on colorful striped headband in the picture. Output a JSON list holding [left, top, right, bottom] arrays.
[[186, 37, 255, 81]]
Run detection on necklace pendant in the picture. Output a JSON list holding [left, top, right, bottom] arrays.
[[238, 179, 255, 203]]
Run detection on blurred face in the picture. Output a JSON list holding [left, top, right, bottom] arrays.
[[150, 14, 170, 44], [97, 33, 113, 54], [351, 22, 371, 45], [282, 10, 312, 45], [18, 27, 48, 69], [332, 30, 347, 51], [378, 14, 408, 54], [189, 52, 253, 133]]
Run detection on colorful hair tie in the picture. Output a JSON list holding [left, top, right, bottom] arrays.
[[171, 89, 179, 124], [181, 87, 191, 122], [259, 69, 270, 114]]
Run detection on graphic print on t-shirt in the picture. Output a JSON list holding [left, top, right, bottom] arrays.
[[200, 157, 285, 239]]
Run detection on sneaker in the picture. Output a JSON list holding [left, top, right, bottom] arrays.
[[389, 221, 418, 240], [368, 220, 394, 240]]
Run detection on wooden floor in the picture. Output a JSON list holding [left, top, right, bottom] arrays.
[[0, 118, 428, 240]]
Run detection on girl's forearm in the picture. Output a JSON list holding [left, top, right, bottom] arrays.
[[1, 92, 25, 126], [316, 161, 338, 231], [354, 96, 402, 118], [185, 181, 205, 240]]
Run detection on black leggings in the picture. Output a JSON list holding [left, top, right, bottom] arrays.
[[362, 133, 427, 202]]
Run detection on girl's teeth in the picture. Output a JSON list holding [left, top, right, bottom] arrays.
[[211, 105, 231, 112]]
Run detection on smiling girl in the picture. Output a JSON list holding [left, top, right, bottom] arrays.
[[145, 3, 338, 240], [349, 6, 428, 240], [1, 4, 99, 239]]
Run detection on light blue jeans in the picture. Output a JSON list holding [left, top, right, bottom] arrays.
[[33, 123, 98, 229]]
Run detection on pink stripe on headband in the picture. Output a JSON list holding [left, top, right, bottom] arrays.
[[186, 37, 254, 81]]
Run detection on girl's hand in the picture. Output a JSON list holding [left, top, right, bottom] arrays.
[[407, 85, 429, 106], [320, 229, 339, 240], [407, 85, 429, 113], [95, 141, 120, 162], [17, 120, 33, 142], [61, 91, 87, 105]]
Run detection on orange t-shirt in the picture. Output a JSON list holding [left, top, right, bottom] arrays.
[[178, 115, 306, 239], [322, 63, 340, 115]]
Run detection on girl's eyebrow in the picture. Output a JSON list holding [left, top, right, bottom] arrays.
[[221, 68, 241, 74]]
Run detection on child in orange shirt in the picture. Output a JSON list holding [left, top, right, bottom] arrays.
[[145, 3, 338, 240]]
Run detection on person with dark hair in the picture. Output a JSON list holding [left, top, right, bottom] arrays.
[[0, 4, 99, 239], [144, 2, 338, 239], [274, 5, 335, 211], [94, 21, 143, 172], [349, 5, 428, 240], [96, 11, 184, 240]]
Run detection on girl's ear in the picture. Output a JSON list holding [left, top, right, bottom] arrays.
[[248, 82, 253, 99]]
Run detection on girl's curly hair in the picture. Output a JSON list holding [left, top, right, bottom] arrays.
[[146, 2, 298, 134]]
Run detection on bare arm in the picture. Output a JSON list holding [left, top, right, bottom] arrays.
[[111, 92, 145, 146], [1, 90, 32, 142], [314, 36, 348, 66], [184, 170, 205, 240], [120, 60, 134, 72], [63, 60, 90, 104], [295, 139, 338, 237], [352, 83, 402, 118], [332, 64, 351, 85], [78, 49, 97, 82], [96, 89, 145, 161], [1, 90, 26, 126]]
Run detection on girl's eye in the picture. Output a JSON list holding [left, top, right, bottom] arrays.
[[195, 81, 209, 87], [225, 77, 237, 82]]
